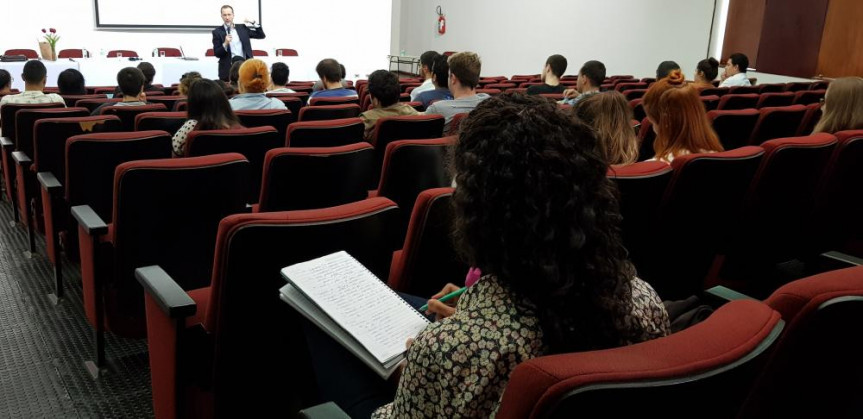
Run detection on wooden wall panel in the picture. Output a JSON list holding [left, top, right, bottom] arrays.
[[721, 0, 767, 67], [816, 0, 863, 78], [756, 0, 830, 77]]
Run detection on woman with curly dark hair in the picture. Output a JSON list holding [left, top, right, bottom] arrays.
[[369, 94, 670, 417]]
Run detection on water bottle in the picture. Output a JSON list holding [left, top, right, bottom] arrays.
[[400, 49, 406, 57], [100, 48, 106, 58]]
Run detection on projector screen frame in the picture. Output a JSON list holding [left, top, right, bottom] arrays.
[[94, 0, 263, 30]]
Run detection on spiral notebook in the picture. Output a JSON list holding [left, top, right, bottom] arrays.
[[279, 251, 430, 379]]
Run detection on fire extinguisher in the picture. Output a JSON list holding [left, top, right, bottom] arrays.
[[437, 6, 446, 35]]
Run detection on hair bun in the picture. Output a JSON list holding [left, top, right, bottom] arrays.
[[666, 69, 686, 86]]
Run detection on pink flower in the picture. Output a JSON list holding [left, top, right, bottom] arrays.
[[42, 28, 47, 33], [50, 28, 56, 33]]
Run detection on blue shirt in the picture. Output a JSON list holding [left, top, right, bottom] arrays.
[[416, 88, 453, 109], [309, 88, 358, 99], [229, 93, 287, 111]]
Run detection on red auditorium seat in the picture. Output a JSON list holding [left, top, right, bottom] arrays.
[[811, 130, 863, 256], [137, 197, 401, 418], [636, 117, 656, 161], [235, 109, 293, 141], [718, 93, 760, 110], [370, 114, 445, 182], [72, 152, 248, 376], [298, 104, 361, 122], [623, 89, 648, 101], [700, 95, 720, 111], [447, 112, 469, 135], [783, 82, 812, 92], [100, 104, 168, 131], [758, 83, 786, 93], [257, 143, 374, 212], [146, 96, 187, 112], [729, 85, 761, 95], [185, 127, 282, 203], [308, 96, 360, 106], [793, 89, 826, 106], [708, 109, 761, 150], [797, 102, 823, 135], [699, 87, 730, 97], [496, 299, 783, 419], [286, 117, 365, 148], [749, 105, 808, 145], [388, 187, 468, 296], [629, 98, 646, 122], [59, 94, 106, 107], [134, 111, 187, 133], [756, 92, 796, 108]]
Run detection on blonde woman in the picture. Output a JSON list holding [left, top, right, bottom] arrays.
[[573, 91, 639, 165], [813, 77, 863, 134]]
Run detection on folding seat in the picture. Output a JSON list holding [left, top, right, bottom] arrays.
[[147, 96, 187, 112], [11, 107, 90, 251], [496, 299, 783, 419], [717, 93, 759, 110], [3, 48, 39, 59], [275, 48, 299, 56], [707, 109, 761, 150], [793, 89, 826, 106], [100, 103, 168, 131], [797, 102, 822, 136], [85, 86, 115, 95], [75, 97, 122, 113], [173, 101, 188, 112], [398, 93, 411, 102], [400, 83, 422, 93], [298, 104, 361, 122], [72, 153, 248, 377], [106, 50, 138, 58], [484, 83, 517, 90], [93, 87, 119, 95], [185, 127, 281, 203], [729, 85, 761, 95], [235, 109, 293, 142], [758, 83, 785, 93], [704, 265, 863, 418], [756, 92, 795, 108], [370, 114, 445, 181], [700, 95, 720, 111], [749, 105, 808, 145], [476, 88, 502, 96], [615, 82, 647, 93], [510, 74, 539, 81], [447, 112, 469, 135], [375, 138, 454, 239], [607, 161, 673, 282], [718, 134, 837, 288], [623, 88, 647, 101], [34, 116, 123, 298], [57, 48, 89, 58], [636, 118, 656, 161], [505, 87, 529, 95], [644, 147, 765, 299], [640, 77, 657, 84], [600, 83, 615, 91], [699, 87, 729, 97], [285, 117, 364, 147], [783, 82, 811, 92], [267, 95, 303, 119], [257, 143, 374, 212], [134, 111, 187, 133], [308, 96, 360, 106], [517, 82, 543, 89], [136, 197, 400, 417], [60, 94, 106, 107], [0, 102, 64, 216], [809, 131, 863, 257], [810, 80, 830, 91], [539, 93, 565, 102], [153, 47, 181, 57], [252, 49, 268, 56], [406, 101, 424, 112], [629, 99, 646, 122]]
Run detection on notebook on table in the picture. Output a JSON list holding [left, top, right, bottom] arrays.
[[279, 251, 430, 379]]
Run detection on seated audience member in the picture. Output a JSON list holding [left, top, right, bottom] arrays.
[[229, 59, 287, 111], [562, 60, 605, 106], [812, 77, 863, 134], [178, 71, 202, 96], [57, 69, 87, 95], [573, 91, 639, 165], [0, 69, 12, 95], [91, 67, 149, 115], [172, 79, 242, 157], [215, 78, 235, 96], [719, 53, 751, 87], [268, 62, 295, 93], [409, 50, 440, 101], [693, 57, 719, 89], [309, 58, 357, 99], [655, 60, 681, 80], [642, 70, 723, 162], [229, 57, 245, 90], [0, 61, 65, 120], [425, 51, 490, 131], [114, 62, 160, 96], [305, 93, 670, 418], [527, 54, 568, 95], [360, 70, 419, 140], [415, 54, 453, 109]]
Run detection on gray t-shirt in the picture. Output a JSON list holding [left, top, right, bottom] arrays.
[[425, 93, 491, 132]]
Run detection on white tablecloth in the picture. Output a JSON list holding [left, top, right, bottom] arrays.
[[1, 56, 320, 90]]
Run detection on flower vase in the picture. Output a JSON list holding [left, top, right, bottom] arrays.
[[38, 42, 57, 61]]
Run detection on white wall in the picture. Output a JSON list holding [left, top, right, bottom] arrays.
[[3, 0, 392, 82], [395, 0, 718, 80]]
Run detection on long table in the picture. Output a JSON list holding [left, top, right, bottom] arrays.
[[1, 56, 320, 90]]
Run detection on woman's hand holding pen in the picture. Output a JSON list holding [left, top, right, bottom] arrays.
[[425, 283, 461, 320]]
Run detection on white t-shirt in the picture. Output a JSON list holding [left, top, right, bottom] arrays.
[[719, 73, 752, 88], [409, 79, 434, 101]]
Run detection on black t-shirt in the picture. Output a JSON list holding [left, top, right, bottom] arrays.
[[526, 84, 567, 95]]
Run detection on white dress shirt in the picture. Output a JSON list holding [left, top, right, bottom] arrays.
[[719, 72, 752, 88], [226, 24, 244, 59]]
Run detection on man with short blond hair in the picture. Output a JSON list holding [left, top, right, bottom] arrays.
[[425, 51, 489, 131]]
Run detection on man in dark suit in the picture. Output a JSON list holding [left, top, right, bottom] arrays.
[[212, 5, 265, 81]]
